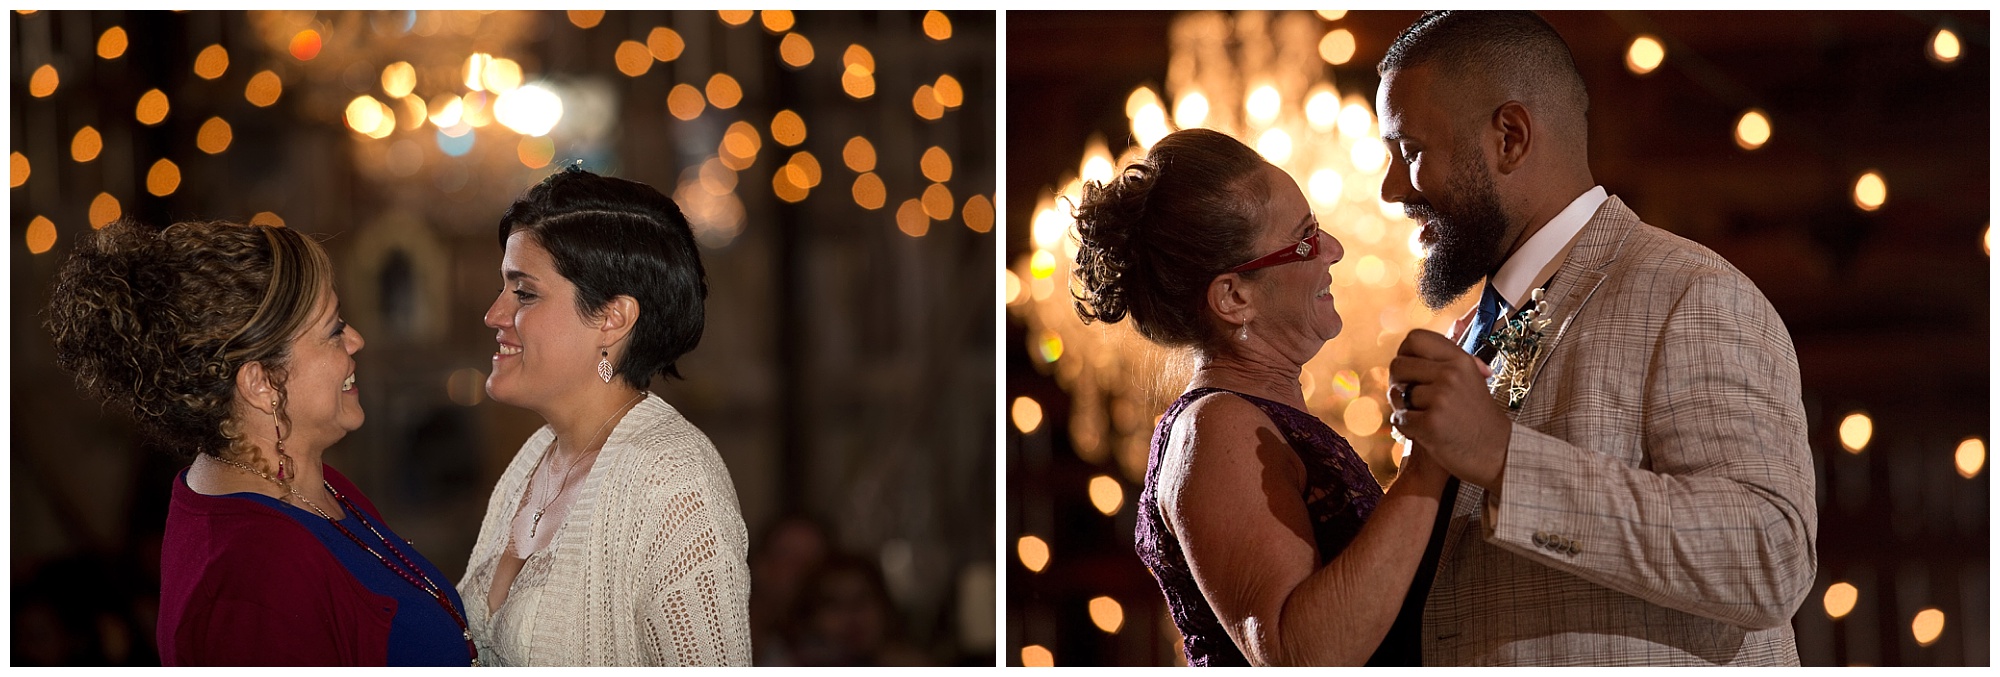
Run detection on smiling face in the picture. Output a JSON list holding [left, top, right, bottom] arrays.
[[275, 283, 365, 451], [1378, 65, 1515, 310], [484, 231, 608, 412], [1238, 163, 1345, 361]]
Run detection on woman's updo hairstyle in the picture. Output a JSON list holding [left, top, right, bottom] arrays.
[[497, 165, 707, 388], [1071, 128, 1271, 347], [45, 218, 334, 460]]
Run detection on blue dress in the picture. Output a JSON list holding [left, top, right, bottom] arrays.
[[232, 487, 472, 665], [1134, 387, 1421, 666]]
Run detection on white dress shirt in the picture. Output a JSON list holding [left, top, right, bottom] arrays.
[[1488, 185, 1607, 309]]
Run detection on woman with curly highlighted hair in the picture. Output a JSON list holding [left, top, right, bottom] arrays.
[[1072, 129, 1446, 665], [45, 218, 477, 666]]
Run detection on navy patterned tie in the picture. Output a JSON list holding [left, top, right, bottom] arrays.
[[1462, 282, 1510, 360]]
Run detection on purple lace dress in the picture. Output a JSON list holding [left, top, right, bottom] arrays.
[[1135, 387, 1419, 666]]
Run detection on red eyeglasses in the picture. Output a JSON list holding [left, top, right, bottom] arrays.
[[1228, 230, 1325, 273]]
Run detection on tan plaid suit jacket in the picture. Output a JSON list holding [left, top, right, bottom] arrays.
[[1422, 196, 1818, 665]]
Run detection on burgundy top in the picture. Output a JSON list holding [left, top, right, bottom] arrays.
[[1135, 387, 1418, 666], [158, 464, 396, 666]]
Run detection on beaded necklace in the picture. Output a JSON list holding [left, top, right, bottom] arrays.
[[213, 456, 480, 666]]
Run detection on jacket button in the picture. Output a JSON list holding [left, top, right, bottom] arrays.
[[1533, 532, 1547, 547]]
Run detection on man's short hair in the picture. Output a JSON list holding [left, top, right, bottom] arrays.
[[1379, 10, 1590, 138]]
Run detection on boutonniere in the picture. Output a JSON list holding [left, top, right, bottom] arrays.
[[1485, 287, 1553, 410]]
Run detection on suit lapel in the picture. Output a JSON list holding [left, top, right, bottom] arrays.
[[1433, 197, 1641, 582], [1512, 197, 1640, 410]]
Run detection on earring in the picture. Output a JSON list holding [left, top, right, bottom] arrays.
[[1237, 321, 1250, 342], [597, 350, 614, 384], [270, 400, 290, 482]]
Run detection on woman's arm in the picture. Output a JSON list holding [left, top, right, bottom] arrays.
[[626, 468, 754, 666], [1160, 395, 1447, 666]]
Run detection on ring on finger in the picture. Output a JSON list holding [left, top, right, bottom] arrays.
[[1399, 383, 1415, 410]]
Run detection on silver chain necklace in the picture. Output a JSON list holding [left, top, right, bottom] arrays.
[[526, 392, 644, 538]]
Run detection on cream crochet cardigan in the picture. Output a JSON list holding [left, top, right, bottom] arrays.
[[459, 394, 752, 665]]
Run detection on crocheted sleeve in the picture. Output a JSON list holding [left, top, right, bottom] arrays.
[[623, 432, 753, 665]]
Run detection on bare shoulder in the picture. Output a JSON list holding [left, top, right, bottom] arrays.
[[1157, 393, 1305, 523]]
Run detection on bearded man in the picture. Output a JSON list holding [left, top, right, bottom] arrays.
[[1376, 10, 1818, 666]]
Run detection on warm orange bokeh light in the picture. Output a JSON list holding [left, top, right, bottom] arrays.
[[852, 173, 886, 210], [567, 10, 604, 29], [843, 137, 877, 172], [912, 85, 944, 120], [1838, 412, 1873, 453], [289, 30, 321, 61], [146, 159, 181, 197], [780, 33, 814, 68], [615, 40, 653, 77], [1627, 35, 1665, 75], [518, 136, 555, 169], [649, 27, 685, 61], [707, 74, 743, 109], [71, 126, 103, 163], [934, 74, 965, 108], [843, 66, 876, 99], [1016, 535, 1050, 572], [88, 192, 121, 229], [771, 110, 807, 147], [922, 183, 954, 220], [26, 216, 58, 255], [667, 84, 706, 121], [786, 152, 822, 189], [771, 165, 809, 204], [245, 70, 283, 107], [963, 194, 995, 233], [923, 10, 952, 40], [1853, 171, 1887, 211], [921, 146, 953, 183], [29, 65, 58, 97], [135, 89, 170, 126], [761, 9, 795, 32], [1318, 29, 1356, 65], [897, 199, 931, 237], [844, 44, 876, 74], [97, 27, 128, 60], [196, 117, 233, 154], [1087, 596, 1125, 633], [194, 44, 229, 80]]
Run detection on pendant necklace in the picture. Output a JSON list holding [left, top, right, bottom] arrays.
[[528, 392, 644, 539]]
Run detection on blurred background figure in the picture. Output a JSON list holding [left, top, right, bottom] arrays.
[[1006, 10, 1986, 667], [750, 515, 831, 663], [12, 9, 995, 666]]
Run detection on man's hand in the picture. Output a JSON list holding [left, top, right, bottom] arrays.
[[1387, 329, 1513, 496]]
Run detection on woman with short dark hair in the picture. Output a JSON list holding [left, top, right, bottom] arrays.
[[460, 166, 751, 665], [45, 218, 476, 666], [1073, 128, 1447, 666]]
